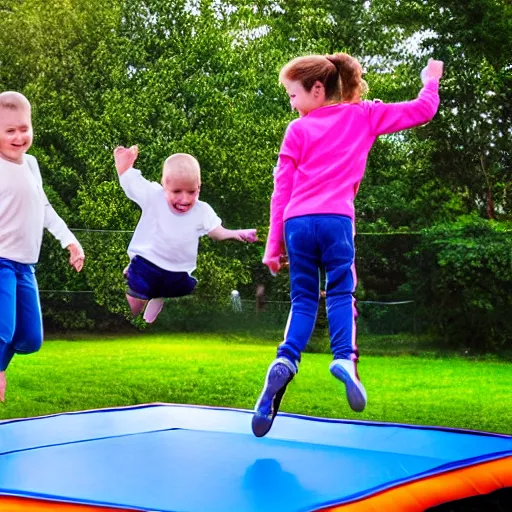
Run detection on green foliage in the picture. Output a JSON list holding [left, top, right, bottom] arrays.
[[78, 231, 131, 316], [1, 0, 511, 350], [195, 238, 253, 300], [37, 235, 92, 331], [369, 0, 512, 220], [410, 216, 512, 351]]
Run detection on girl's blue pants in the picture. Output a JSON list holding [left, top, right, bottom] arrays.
[[277, 215, 359, 366]]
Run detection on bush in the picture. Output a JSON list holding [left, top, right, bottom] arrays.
[[409, 216, 512, 352]]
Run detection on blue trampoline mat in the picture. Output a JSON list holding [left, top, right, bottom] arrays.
[[0, 403, 511, 512]]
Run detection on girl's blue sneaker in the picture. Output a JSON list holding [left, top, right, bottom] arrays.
[[330, 359, 367, 412], [252, 358, 296, 437]]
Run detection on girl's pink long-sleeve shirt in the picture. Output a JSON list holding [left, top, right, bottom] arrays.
[[264, 79, 440, 263]]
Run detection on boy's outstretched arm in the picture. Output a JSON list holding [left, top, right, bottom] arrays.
[[114, 145, 138, 176], [208, 226, 258, 242]]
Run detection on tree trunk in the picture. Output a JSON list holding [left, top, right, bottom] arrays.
[[487, 188, 494, 220], [480, 153, 494, 219]]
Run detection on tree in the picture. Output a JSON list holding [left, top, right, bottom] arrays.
[[2, 0, 510, 338], [364, 0, 512, 219]]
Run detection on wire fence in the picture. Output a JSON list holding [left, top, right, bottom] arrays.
[[35, 227, 427, 337], [39, 287, 422, 340], [36, 226, 510, 352]]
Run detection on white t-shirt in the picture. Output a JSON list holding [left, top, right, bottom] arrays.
[[0, 154, 79, 264], [120, 167, 222, 273]]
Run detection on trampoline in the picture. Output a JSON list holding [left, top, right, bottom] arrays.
[[0, 403, 511, 511]]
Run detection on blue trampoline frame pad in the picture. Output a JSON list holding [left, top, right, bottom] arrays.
[[0, 403, 511, 512]]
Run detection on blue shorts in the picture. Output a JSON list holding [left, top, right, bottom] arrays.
[[126, 256, 197, 301]]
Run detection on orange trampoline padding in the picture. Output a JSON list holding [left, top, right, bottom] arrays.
[[321, 456, 512, 512], [0, 497, 130, 512]]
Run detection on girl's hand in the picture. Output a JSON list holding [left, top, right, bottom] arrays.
[[263, 256, 281, 276], [421, 59, 444, 84], [263, 240, 287, 275], [263, 253, 287, 276]]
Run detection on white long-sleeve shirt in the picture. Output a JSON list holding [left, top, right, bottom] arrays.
[[0, 154, 80, 264]]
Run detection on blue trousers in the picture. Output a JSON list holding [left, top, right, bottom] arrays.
[[277, 215, 358, 366], [0, 258, 43, 371]]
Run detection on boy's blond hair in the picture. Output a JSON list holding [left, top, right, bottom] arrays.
[[162, 153, 201, 186], [0, 91, 31, 112]]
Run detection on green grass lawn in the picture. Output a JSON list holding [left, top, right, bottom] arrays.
[[1, 333, 511, 434]]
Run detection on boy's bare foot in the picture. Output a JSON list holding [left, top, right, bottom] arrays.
[[143, 298, 164, 323], [0, 371, 6, 402], [126, 294, 147, 316]]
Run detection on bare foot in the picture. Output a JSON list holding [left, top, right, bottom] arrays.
[[0, 371, 6, 402], [126, 294, 147, 316], [143, 298, 164, 323]]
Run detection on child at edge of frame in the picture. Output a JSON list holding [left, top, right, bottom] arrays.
[[0, 91, 85, 403]]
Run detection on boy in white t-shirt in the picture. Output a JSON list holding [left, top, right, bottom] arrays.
[[114, 145, 257, 323], [0, 91, 84, 402]]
